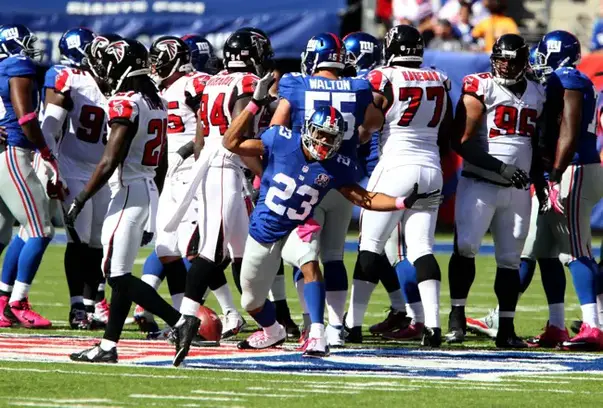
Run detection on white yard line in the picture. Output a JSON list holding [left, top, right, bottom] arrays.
[[129, 394, 244, 402]]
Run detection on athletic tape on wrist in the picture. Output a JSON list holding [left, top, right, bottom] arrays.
[[18, 112, 37, 126], [245, 101, 260, 115], [395, 197, 407, 210]]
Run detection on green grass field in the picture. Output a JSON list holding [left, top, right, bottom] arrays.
[[1, 242, 602, 408]]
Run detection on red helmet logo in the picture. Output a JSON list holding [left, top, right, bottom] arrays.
[[105, 40, 128, 63], [156, 39, 179, 60]]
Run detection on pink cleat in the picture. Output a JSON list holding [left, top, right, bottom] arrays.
[[94, 299, 110, 324], [0, 296, 12, 328], [527, 322, 570, 348], [5, 298, 51, 328], [382, 322, 425, 341], [560, 323, 603, 351]]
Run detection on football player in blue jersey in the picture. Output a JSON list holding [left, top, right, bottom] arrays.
[[526, 30, 603, 350], [0, 24, 65, 328], [270, 32, 386, 347], [181, 34, 221, 75], [342, 31, 417, 340]]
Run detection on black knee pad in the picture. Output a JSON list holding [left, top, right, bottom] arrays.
[[353, 251, 380, 284], [414, 254, 441, 283]]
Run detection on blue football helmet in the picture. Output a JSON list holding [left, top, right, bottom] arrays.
[[59, 28, 96, 67], [302, 106, 345, 161], [533, 30, 581, 80], [343, 32, 381, 71], [301, 33, 346, 76], [0, 24, 41, 61], [181, 34, 220, 74]]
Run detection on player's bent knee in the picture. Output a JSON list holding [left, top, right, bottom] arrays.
[[414, 254, 441, 283], [358, 237, 385, 255], [495, 253, 520, 270], [406, 245, 433, 265], [320, 249, 344, 264], [241, 291, 265, 312], [355, 250, 381, 284], [454, 239, 478, 259]]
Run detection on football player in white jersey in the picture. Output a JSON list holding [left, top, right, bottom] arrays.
[[138, 35, 246, 339], [66, 39, 184, 363], [41, 29, 114, 330], [345, 25, 450, 347], [168, 29, 274, 357], [445, 34, 546, 348]]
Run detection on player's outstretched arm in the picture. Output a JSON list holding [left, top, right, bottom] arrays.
[[338, 183, 441, 211], [550, 89, 582, 182], [222, 101, 265, 157], [269, 98, 291, 127]]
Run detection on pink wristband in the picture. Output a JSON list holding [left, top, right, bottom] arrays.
[[253, 175, 261, 190], [395, 197, 407, 210], [18, 112, 37, 126], [245, 101, 260, 115]]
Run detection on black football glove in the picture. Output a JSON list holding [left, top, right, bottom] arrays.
[[64, 193, 86, 229], [141, 231, 154, 247], [403, 183, 442, 210], [499, 163, 529, 189]]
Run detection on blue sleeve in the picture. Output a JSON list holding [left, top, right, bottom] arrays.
[[260, 126, 279, 158], [278, 73, 300, 102], [332, 156, 359, 188], [4, 56, 36, 77], [553, 68, 590, 91], [43, 66, 60, 89], [354, 78, 373, 113]]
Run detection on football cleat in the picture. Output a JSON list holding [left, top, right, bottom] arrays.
[[69, 344, 118, 363], [560, 323, 603, 351], [421, 327, 442, 347], [382, 321, 425, 341], [527, 322, 570, 348], [133, 305, 159, 333], [369, 308, 411, 335], [302, 336, 330, 358], [466, 308, 499, 338], [279, 315, 301, 339], [69, 304, 90, 330], [325, 324, 345, 348], [344, 323, 363, 344], [5, 298, 51, 328], [221, 310, 246, 339], [446, 307, 466, 344], [172, 314, 201, 367], [0, 295, 12, 328], [147, 326, 172, 341], [93, 299, 110, 324], [445, 329, 465, 344], [495, 331, 528, 349], [237, 325, 287, 350]]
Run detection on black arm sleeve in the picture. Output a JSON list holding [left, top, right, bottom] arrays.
[[176, 140, 195, 160], [458, 137, 504, 173]]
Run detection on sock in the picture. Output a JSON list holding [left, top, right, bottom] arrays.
[[231, 258, 242, 294], [309, 322, 325, 338], [165, 258, 187, 298], [448, 253, 475, 306], [17, 237, 51, 284], [519, 258, 537, 294], [324, 260, 347, 327], [171, 293, 184, 311], [142, 250, 165, 279], [1, 236, 25, 288], [212, 283, 236, 315], [548, 303, 565, 329], [9, 281, 30, 302], [418, 280, 440, 328], [83, 247, 104, 305], [83, 298, 94, 313], [251, 299, 276, 328], [569, 257, 597, 306], [388, 289, 406, 312], [302, 313, 311, 329], [95, 281, 106, 303], [180, 296, 201, 316], [70, 296, 84, 306], [304, 281, 325, 325], [406, 301, 424, 323], [395, 258, 421, 303], [345, 280, 377, 327], [64, 243, 86, 303], [495, 267, 520, 321], [295, 274, 308, 314], [264, 321, 281, 337], [141, 274, 162, 291], [103, 277, 133, 343], [376, 255, 399, 293], [581, 303, 598, 327], [99, 339, 117, 351], [274, 299, 293, 324], [184, 257, 215, 304]]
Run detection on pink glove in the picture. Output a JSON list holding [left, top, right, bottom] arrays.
[[296, 218, 321, 243], [548, 181, 564, 214]]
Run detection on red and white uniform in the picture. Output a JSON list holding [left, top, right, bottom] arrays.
[[155, 71, 210, 259], [194, 70, 261, 262], [51, 68, 110, 246], [102, 92, 167, 277], [359, 66, 450, 262], [455, 73, 546, 269]]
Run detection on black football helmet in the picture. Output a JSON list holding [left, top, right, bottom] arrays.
[[223, 29, 272, 76], [491, 34, 529, 86], [383, 25, 424, 66], [85, 33, 122, 78], [149, 35, 192, 85], [91, 38, 150, 93]]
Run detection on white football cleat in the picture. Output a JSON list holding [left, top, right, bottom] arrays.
[[325, 324, 345, 348], [222, 310, 246, 339], [237, 324, 286, 350], [302, 335, 330, 358], [466, 308, 499, 338]]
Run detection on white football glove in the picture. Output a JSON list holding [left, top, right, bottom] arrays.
[[252, 71, 275, 106]]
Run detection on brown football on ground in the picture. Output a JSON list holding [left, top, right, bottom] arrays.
[[197, 305, 222, 342]]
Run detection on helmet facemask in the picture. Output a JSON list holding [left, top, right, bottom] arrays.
[[491, 48, 527, 86], [302, 119, 343, 161]]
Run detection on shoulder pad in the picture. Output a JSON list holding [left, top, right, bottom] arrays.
[[108, 96, 139, 124], [1, 56, 36, 77], [367, 68, 389, 92]]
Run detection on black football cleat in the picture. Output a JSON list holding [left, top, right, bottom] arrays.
[[495, 332, 528, 349], [421, 327, 442, 347], [191, 334, 219, 347], [172, 315, 201, 367], [445, 329, 465, 344], [69, 305, 90, 330], [344, 325, 363, 344], [445, 307, 466, 344], [281, 316, 301, 339], [70, 344, 117, 363], [369, 308, 411, 336]]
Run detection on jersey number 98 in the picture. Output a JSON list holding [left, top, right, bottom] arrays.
[[265, 173, 320, 221]]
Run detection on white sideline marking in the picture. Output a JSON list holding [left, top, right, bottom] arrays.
[[9, 403, 123, 408], [0, 366, 193, 380], [191, 390, 299, 398], [130, 394, 244, 402], [246, 386, 359, 395]]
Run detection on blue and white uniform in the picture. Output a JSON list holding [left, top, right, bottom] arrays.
[[0, 56, 53, 242], [240, 125, 357, 311]]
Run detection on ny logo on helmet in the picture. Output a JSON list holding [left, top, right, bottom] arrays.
[[3, 27, 19, 41], [360, 41, 374, 53], [106, 40, 128, 63], [197, 42, 210, 55], [547, 40, 562, 53], [307, 38, 320, 52], [157, 39, 179, 60], [66, 35, 82, 49]]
